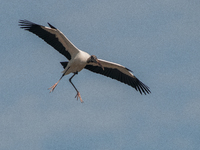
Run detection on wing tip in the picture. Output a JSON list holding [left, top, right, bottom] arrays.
[[18, 19, 36, 30], [136, 79, 151, 95], [19, 20, 56, 30]]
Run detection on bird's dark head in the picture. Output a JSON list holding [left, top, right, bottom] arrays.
[[87, 55, 104, 70]]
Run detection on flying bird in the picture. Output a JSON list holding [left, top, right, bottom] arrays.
[[19, 20, 150, 102]]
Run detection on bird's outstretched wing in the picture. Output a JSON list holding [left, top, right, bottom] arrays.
[[19, 20, 79, 60], [84, 59, 151, 95]]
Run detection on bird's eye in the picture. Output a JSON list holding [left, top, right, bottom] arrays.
[[91, 55, 97, 61]]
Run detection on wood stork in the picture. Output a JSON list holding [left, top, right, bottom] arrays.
[[19, 20, 151, 103]]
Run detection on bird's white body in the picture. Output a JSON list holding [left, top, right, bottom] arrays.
[[62, 50, 90, 75]]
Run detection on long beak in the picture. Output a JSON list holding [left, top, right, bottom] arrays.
[[96, 59, 104, 70]]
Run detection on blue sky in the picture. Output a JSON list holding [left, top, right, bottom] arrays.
[[1, 0, 200, 150]]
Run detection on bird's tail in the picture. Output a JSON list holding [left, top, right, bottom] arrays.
[[60, 61, 68, 69]]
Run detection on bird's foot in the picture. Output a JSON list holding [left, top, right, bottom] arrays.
[[75, 92, 83, 103], [48, 83, 58, 93]]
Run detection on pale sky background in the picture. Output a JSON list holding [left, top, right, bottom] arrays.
[[1, 0, 200, 150]]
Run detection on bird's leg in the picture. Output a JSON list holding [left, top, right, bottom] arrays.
[[69, 72, 83, 103], [48, 67, 70, 93], [48, 73, 65, 93]]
